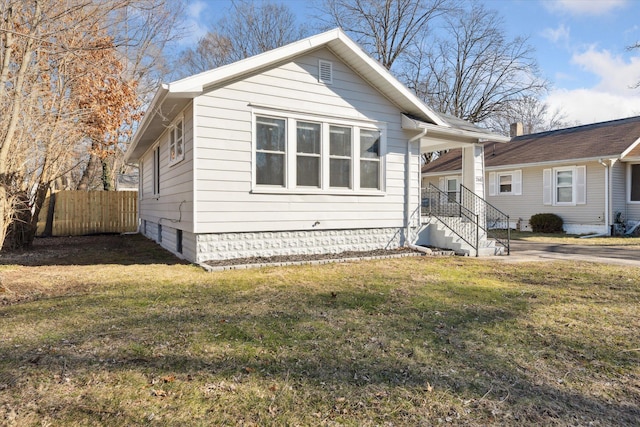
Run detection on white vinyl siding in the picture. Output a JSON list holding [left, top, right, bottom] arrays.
[[193, 48, 414, 234], [139, 104, 195, 233]]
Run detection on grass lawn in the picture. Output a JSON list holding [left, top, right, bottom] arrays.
[[0, 235, 638, 426], [505, 230, 640, 247]]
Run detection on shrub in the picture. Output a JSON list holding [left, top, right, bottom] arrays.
[[529, 213, 564, 233]]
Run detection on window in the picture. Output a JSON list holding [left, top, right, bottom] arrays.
[[253, 110, 385, 193], [169, 118, 184, 165], [296, 121, 321, 187], [330, 125, 352, 188], [153, 145, 160, 195], [543, 166, 586, 206], [360, 129, 380, 189], [488, 170, 522, 196], [630, 164, 640, 202], [446, 177, 458, 202], [256, 116, 286, 186]]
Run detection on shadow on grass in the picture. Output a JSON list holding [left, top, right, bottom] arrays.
[[0, 234, 188, 266], [1, 281, 638, 425]]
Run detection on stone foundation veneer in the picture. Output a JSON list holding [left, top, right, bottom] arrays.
[[196, 228, 403, 263]]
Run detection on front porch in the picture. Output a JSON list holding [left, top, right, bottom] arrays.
[[402, 114, 511, 256]]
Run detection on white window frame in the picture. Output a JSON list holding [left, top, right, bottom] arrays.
[[296, 120, 322, 188], [488, 170, 522, 196], [152, 144, 160, 196], [543, 166, 586, 206], [251, 108, 386, 195], [628, 163, 640, 203], [254, 115, 287, 187], [168, 115, 184, 166]]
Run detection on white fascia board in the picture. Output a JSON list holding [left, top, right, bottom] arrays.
[[124, 85, 169, 163], [402, 114, 509, 143], [422, 170, 462, 177], [485, 156, 620, 171], [621, 136, 640, 159], [166, 29, 344, 95]]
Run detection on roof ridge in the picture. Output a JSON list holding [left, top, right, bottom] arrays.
[[512, 115, 640, 140]]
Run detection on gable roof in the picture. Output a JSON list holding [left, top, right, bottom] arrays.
[[422, 115, 640, 174], [126, 28, 450, 162]]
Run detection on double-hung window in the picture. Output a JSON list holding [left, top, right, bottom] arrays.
[[360, 129, 381, 189], [329, 125, 352, 188], [169, 118, 184, 165], [153, 145, 160, 195], [253, 110, 385, 193], [488, 170, 522, 196], [296, 121, 321, 187], [256, 116, 286, 186], [543, 166, 586, 206]]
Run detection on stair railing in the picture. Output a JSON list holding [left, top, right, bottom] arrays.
[[421, 184, 479, 256], [459, 184, 510, 255]]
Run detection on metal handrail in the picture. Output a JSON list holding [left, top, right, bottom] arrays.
[[459, 184, 510, 255], [422, 184, 479, 255]]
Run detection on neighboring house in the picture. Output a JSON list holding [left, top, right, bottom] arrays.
[[124, 29, 506, 263], [422, 117, 640, 235]]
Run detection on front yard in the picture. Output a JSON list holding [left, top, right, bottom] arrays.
[[0, 235, 638, 426]]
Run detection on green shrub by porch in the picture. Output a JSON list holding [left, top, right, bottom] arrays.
[[530, 213, 564, 233]]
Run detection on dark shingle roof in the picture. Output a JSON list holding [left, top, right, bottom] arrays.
[[422, 116, 640, 173]]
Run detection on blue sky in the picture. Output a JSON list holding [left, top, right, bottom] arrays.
[[182, 0, 640, 126]]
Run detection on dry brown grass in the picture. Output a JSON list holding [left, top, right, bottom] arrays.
[[0, 235, 638, 426]]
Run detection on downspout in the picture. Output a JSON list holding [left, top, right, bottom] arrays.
[[598, 158, 610, 235], [405, 128, 432, 254]]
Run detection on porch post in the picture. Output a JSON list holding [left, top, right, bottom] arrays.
[[462, 144, 487, 247]]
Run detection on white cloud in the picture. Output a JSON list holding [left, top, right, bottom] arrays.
[[571, 47, 640, 95], [541, 24, 570, 45], [546, 88, 640, 125], [543, 0, 627, 16], [182, 0, 209, 45]]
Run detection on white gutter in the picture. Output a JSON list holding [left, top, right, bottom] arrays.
[[598, 158, 610, 234], [405, 128, 427, 248]]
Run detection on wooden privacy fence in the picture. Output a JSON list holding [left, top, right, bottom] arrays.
[[37, 191, 138, 236]]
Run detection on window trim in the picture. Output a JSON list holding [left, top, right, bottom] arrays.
[[554, 166, 575, 206], [168, 115, 184, 166], [543, 166, 586, 206], [488, 170, 522, 196], [251, 108, 386, 195], [152, 144, 161, 196], [255, 115, 287, 187]]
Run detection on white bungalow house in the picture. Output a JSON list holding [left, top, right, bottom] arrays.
[[124, 29, 508, 263], [422, 117, 640, 235]]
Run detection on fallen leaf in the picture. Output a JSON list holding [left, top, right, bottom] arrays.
[[162, 375, 176, 383], [151, 389, 167, 397], [244, 367, 255, 373]]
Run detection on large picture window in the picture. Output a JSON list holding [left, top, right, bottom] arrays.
[[256, 116, 286, 186], [253, 111, 385, 193], [360, 129, 380, 189]]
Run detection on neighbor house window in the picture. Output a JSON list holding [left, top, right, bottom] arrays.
[[630, 164, 640, 202], [329, 125, 352, 188], [446, 178, 458, 202], [169, 117, 184, 165], [296, 121, 321, 187], [360, 129, 380, 189], [543, 166, 586, 206], [256, 116, 286, 186], [488, 170, 522, 196]]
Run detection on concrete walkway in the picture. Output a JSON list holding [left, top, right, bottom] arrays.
[[496, 240, 640, 267]]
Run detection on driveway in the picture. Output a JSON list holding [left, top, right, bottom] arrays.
[[497, 240, 640, 267]]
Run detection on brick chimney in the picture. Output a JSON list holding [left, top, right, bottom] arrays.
[[510, 122, 524, 137]]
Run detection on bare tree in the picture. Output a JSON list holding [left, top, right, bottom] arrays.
[[628, 42, 640, 89], [322, 0, 451, 70], [176, 0, 306, 76], [485, 96, 578, 136], [405, 3, 546, 124]]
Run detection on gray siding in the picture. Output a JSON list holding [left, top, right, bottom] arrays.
[[193, 48, 416, 234]]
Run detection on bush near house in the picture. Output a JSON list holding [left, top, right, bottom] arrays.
[[529, 213, 564, 233]]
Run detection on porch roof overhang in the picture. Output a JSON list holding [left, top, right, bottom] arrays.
[[401, 114, 510, 152]]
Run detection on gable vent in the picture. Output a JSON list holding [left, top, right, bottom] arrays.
[[318, 60, 333, 84]]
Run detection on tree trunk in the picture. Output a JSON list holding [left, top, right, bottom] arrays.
[[77, 153, 101, 191], [102, 157, 113, 191]]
